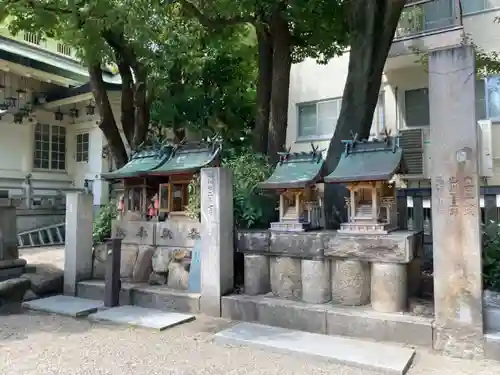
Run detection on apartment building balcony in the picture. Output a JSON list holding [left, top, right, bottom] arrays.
[[387, 0, 464, 69]]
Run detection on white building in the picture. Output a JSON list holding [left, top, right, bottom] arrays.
[[287, 0, 500, 188], [0, 23, 123, 212]]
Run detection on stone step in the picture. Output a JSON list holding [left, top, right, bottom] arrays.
[[88, 305, 195, 330], [214, 322, 415, 375], [485, 306, 500, 332], [22, 295, 103, 317]]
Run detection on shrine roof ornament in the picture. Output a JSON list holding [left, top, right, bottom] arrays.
[[324, 135, 407, 184], [259, 144, 325, 190]]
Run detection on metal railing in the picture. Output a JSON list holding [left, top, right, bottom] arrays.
[[394, 0, 462, 40]]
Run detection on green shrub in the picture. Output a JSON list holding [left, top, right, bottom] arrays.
[[184, 147, 276, 229], [483, 220, 500, 292], [92, 202, 118, 244]]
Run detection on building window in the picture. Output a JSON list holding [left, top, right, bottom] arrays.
[[33, 123, 66, 170], [476, 78, 487, 120], [57, 43, 72, 56], [461, 0, 493, 15], [404, 88, 430, 127], [297, 98, 342, 139], [76, 133, 89, 162], [23, 32, 40, 45]]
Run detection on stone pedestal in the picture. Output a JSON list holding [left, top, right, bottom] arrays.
[[64, 192, 93, 296], [371, 263, 407, 313], [200, 168, 234, 317], [270, 257, 301, 300], [244, 254, 270, 296], [301, 259, 331, 304], [331, 259, 370, 306], [429, 45, 484, 359], [0, 205, 19, 261]]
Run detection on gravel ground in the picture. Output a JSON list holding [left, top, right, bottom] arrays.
[[0, 308, 500, 375], [9, 247, 500, 375]]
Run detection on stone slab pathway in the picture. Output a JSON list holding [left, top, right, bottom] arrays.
[[215, 322, 415, 375], [22, 295, 103, 317], [88, 305, 195, 330]]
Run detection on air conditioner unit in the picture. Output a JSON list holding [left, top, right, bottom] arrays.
[[399, 120, 494, 180]]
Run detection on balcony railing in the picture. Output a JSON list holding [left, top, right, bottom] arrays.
[[394, 0, 462, 40]]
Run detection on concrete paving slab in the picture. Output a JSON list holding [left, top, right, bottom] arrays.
[[214, 322, 415, 375], [88, 305, 195, 330], [22, 295, 103, 317]]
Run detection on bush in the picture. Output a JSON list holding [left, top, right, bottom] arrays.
[[184, 147, 276, 229], [483, 220, 500, 292], [92, 202, 118, 244]]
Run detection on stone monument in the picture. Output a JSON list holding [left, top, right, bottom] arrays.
[[429, 45, 484, 359], [0, 201, 26, 281]]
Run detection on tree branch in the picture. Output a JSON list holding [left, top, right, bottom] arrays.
[[179, 0, 255, 29]]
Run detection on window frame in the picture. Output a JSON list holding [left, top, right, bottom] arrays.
[[75, 132, 90, 163], [404, 87, 430, 128], [33, 123, 67, 172], [296, 98, 342, 141]]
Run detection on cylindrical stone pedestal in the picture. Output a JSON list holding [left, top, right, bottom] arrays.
[[301, 258, 331, 304], [371, 262, 408, 313], [270, 256, 301, 300], [331, 259, 370, 306], [244, 254, 270, 295]]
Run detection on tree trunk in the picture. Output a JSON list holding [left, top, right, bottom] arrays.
[[253, 25, 273, 155], [267, 9, 292, 164], [323, 0, 405, 228], [88, 64, 128, 169]]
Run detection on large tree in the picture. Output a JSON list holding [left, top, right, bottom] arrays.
[[323, 0, 407, 228], [178, 0, 348, 159], [1, 0, 165, 168]]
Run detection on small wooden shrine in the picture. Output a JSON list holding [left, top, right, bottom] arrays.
[[148, 141, 221, 219], [101, 140, 221, 220], [101, 146, 171, 218], [324, 135, 406, 234], [259, 145, 325, 232]]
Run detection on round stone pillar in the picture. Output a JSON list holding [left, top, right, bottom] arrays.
[[244, 254, 270, 295], [331, 259, 370, 306], [270, 256, 301, 300], [371, 262, 408, 313], [301, 257, 331, 304]]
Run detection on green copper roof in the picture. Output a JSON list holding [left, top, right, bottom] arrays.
[[101, 147, 171, 180], [150, 142, 221, 175], [259, 151, 324, 190], [325, 137, 405, 183]]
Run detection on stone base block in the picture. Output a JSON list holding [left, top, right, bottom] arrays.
[[270, 257, 301, 300], [485, 332, 500, 361], [244, 255, 270, 296], [76, 280, 201, 314], [221, 294, 433, 347], [301, 259, 331, 304], [371, 263, 407, 313], [331, 259, 370, 306]]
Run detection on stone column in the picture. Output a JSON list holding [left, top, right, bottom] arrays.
[[331, 259, 370, 306], [244, 254, 270, 296], [270, 257, 302, 300], [64, 191, 93, 296], [429, 45, 484, 359], [371, 263, 407, 313], [302, 256, 331, 304], [200, 167, 234, 317]]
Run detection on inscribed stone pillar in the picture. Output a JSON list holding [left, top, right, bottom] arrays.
[[429, 45, 484, 359], [64, 192, 94, 296], [200, 167, 234, 316]]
